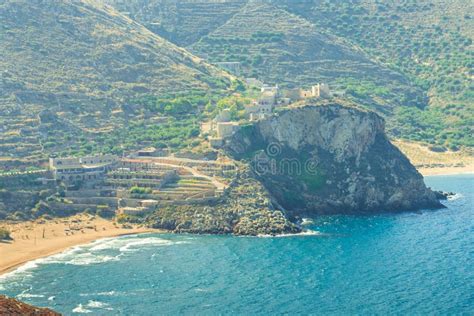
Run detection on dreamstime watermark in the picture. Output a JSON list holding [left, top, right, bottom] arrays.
[[251, 142, 320, 176]]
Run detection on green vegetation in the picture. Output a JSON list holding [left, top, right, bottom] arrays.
[[276, 0, 473, 148], [390, 106, 473, 149], [106, 0, 472, 148], [0, 0, 232, 159], [0, 228, 12, 241], [0, 0, 471, 163], [130, 186, 153, 195], [96, 207, 115, 219]]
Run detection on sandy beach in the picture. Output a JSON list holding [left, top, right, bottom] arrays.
[[0, 214, 163, 276], [419, 166, 474, 176], [0, 163, 471, 276], [393, 140, 473, 176]]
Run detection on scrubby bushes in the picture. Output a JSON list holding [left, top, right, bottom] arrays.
[[130, 186, 152, 194], [0, 228, 11, 241], [96, 206, 115, 219]]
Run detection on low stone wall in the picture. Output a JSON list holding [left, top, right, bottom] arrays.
[[65, 189, 116, 198], [67, 197, 118, 207], [48, 202, 103, 214]]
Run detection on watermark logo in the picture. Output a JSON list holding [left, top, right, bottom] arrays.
[[252, 142, 319, 176], [266, 142, 281, 157]]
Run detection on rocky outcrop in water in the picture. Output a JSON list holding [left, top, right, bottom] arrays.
[[225, 103, 443, 215]]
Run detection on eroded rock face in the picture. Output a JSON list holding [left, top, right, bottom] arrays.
[[226, 104, 443, 215]]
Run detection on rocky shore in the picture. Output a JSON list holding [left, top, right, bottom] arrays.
[[146, 168, 301, 236], [144, 103, 446, 233], [225, 103, 444, 215]]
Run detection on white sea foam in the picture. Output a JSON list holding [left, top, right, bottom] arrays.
[[72, 304, 92, 314], [119, 238, 174, 252], [97, 291, 118, 296], [48, 296, 56, 301], [87, 300, 113, 310], [88, 235, 178, 253], [79, 291, 118, 297], [301, 218, 314, 226], [63, 253, 120, 266], [0, 257, 46, 281], [448, 193, 463, 201], [256, 230, 322, 238], [0, 235, 183, 283], [17, 293, 45, 299], [89, 237, 129, 251]]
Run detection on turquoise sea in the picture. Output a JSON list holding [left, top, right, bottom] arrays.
[[1, 175, 473, 315]]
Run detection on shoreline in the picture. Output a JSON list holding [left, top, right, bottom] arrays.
[[0, 168, 471, 277], [0, 214, 165, 277], [418, 166, 473, 176]]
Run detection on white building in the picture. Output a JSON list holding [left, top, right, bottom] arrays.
[[49, 154, 118, 182], [311, 83, 331, 98]]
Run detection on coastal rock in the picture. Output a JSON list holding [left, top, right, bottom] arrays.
[[433, 190, 456, 200], [225, 103, 443, 215], [0, 295, 60, 315], [146, 168, 301, 236]]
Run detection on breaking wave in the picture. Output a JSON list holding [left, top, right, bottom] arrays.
[[447, 193, 463, 201], [256, 229, 322, 238], [0, 235, 185, 282], [72, 304, 92, 314]]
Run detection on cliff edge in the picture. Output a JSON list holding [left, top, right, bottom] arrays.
[[225, 104, 443, 215]]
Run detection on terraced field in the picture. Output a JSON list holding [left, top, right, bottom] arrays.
[[102, 0, 473, 149], [103, 0, 247, 46]]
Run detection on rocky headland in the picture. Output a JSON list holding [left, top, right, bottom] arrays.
[[145, 103, 444, 235], [225, 103, 443, 216]]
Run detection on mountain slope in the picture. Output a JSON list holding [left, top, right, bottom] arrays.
[[0, 0, 232, 159], [190, 2, 421, 110], [107, 1, 424, 111], [0, 0, 230, 101], [102, 0, 472, 149], [272, 0, 473, 148], [102, 0, 247, 47]]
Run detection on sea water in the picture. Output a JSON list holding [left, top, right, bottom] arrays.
[[1, 175, 473, 315]]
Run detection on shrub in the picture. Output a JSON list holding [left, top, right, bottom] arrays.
[[33, 201, 51, 218], [130, 186, 152, 194], [96, 208, 115, 219], [0, 228, 12, 241]]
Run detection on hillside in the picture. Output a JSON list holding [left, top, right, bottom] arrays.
[[0, 0, 232, 160], [191, 2, 418, 108], [103, 0, 472, 150], [106, 0, 424, 110], [102, 0, 248, 46], [274, 0, 473, 149]]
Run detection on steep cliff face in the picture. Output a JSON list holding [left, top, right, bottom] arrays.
[[226, 104, 443, 215]]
